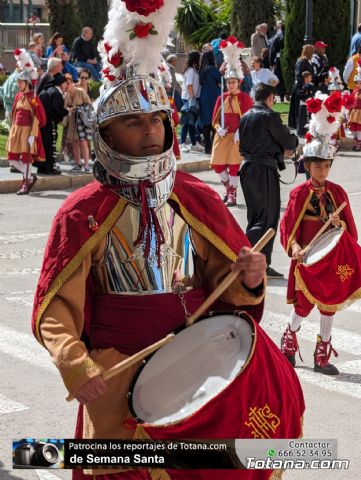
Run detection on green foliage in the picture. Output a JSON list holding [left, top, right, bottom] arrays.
[[88, 80, 102, 100], [231, 0, 275, 45], [282, 0, 350, 92], [175, 0, 213, 44], [46, 0, 81, 50], [281, 0, 305, 92], [188, 1, 232, 47], [0, 119, 10, 135], [76, 0, 108, 44]]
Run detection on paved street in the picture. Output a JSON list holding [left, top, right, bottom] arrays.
[[0, 152, 360, 479]]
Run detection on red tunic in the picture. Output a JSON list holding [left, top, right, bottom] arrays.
[[212, 91, 253, 133], [349, 87, 361, 132], [280, 179, 357, 303]]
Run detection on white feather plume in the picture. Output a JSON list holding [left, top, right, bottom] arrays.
[[14, 48, 38, 81], [157, 60, 171, 89], [308, 91, 342, 138], [220, 39, 244, 80], [99, 0, 180, 86]]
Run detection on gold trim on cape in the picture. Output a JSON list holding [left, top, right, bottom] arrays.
[[34, 197, 128, 345], [286, 190, 313, 254]]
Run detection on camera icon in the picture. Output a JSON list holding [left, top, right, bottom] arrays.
[[14, 441, 60, 467]]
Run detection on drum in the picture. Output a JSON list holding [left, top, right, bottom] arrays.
[[127, 311, 304, 469], [296, 227, 361, 312], [303, 227, 344, 265], [128, 311, 254, 425]]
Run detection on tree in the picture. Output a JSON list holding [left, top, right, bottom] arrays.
[[231, 0, 275, 45], [76, 0, 108, 45], [46, 0, 81, 50], [281, 0, 350, 92]]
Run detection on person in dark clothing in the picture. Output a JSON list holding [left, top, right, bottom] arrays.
[[311, 40, 329, 89], [239, 83, 298, 278], [288, 44, 315, 130], [38, 74, 70, 175], [269, 24, 286, 102], [199, 51, 221, 155], [71, 27, 101, 81], [36, 57, 63, 94], [296, 71, 316, 137]]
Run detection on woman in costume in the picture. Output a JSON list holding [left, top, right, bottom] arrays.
[[211, 36, 253, 207]]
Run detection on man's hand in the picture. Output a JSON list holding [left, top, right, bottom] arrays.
[[291, 242, 304, 261], [217, 127, 228, 137], [231, 246, 266, 290], [330, 213, 341, 227], [74, 375, 108, 405], [284, 149, 295, 158]]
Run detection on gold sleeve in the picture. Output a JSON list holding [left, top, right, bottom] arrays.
[[39, 239, 106, 395], [191, 230, 265, 306]]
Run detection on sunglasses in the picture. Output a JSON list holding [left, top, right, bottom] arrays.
[[80, 76, 89, 80]]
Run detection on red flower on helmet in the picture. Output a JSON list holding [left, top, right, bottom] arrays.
[[324, 92, 343, 113], [327, 115, 336, 123], [108, 51, 123, 68], [25, 63, 31, 67], [329, 66, 336, 73], [236, 41, 245, 49], [220, 40, 228, 49], [103, 42, 112, 54], [305, 132, 313, 143], [227, 36, 237, 45], [103, 67, 116, 82], [306, 97, 322, 114], [342, 93, 353, 109], [14, 48, 22, 56], [122, 0, 164, 16], [129, 22, 157, 40]]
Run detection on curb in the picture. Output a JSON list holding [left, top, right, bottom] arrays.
[[0, 157, 211, 194]]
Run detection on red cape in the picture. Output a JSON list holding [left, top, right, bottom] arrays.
[[32, 171, 263, 344], [280, 179, 357, 256]]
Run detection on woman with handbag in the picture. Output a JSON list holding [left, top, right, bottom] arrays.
[[179, 50, 204, 153]]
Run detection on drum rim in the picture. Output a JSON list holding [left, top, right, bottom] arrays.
[[127, 310, 256, 425], [302, 227, 344, 267]]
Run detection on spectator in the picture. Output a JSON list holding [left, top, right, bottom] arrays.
[[210, 31, 228, 68], [28, 42, 43, 72], [166, 54, 182, 111], [311, 40, 329, 88], [36, 57, 63, 94], [76, 68, 93, 98], [179, 50, 203, 153], [296, 71, 316, 137], [288, 44, 315, 129], [239, 57, 253, 95], [32, 32, 45, 57], [239, 83, 298, 278], [60, 50, 78, 82], [350, 23, 361, 55], [27, 12, 40, 24], [250, 56, 279, 98], [261, 48, 270, 69], [269, 22, 286, 102], [251, 24, 267, 57], [63, 75, 93, 173], [46, 32, 68, 58], [6, 70, 46, 194], [343, 45, 361, 91], [71, 27, 101, 81], [0, 71, 19, 123], [38, 74, 70, 175], [199, 51, 221, 155]]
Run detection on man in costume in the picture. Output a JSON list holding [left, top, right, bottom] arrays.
[[6, 48, 46, 195], [211, 36, 253, 207], [32, 2, 304, 479], [343, 45, 361, 92], [239, 83, 298, 279], [280, 91, 359, 375]]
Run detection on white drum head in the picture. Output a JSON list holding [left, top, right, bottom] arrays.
[[129, 313, 254, 425], [303, 228, 343, 265]]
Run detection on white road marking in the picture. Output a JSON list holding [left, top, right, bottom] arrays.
[[0, 232, 48, 245], [5, 295, 34, 308], [296, 360, 361, 400], [35, 471, 63, 480], [0, 248, 44, 260], [0, 394, 28, 415], [267, 285, 361, 314], [0, 326, 56, 373], [263, 310, 361, 356], [0, 268, 40, 275]]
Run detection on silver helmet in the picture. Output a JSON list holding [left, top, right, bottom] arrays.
[[303, 136, 337, 160], [16, 70, 32, 83], [92, 74, 176, 210]]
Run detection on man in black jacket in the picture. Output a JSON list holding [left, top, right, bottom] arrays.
[[239, 83, 298, 278], [71, 27, 101, 81], [38, 74, 70, 175]]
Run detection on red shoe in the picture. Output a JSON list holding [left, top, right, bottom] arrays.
[[16, 179, 30, 195], [314, 335, 339, 375], [226, 186, 237, 207], [221, 180, 230, 203], [280, 325, 302, 367], [27, 174, 38, 192]]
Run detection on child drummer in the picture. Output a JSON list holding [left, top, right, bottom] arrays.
[[280, 93, 358, 375]]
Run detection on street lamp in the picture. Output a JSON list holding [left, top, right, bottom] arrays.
[[304, 0, 313, 43]]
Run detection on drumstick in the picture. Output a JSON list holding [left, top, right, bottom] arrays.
[[186, 228, 276, 327], [66, 334, 174, 402], [299, 201, 347, 256]]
